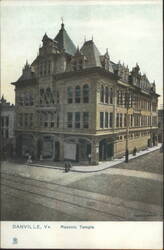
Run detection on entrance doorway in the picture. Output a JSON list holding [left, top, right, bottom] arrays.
[[99, 139, 113, 161]]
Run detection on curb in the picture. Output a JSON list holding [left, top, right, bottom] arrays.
[[29, 147, 160, 173]]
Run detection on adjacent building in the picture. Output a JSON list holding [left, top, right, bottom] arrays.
[[158, 106, 163, 144], [0, 96, 15, 159], [11, 22, 159, 164]]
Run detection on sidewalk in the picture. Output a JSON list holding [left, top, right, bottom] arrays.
[[29, 144, 162, 173]]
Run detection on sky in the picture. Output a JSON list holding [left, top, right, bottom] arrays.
[[1, 0, 163, 107]]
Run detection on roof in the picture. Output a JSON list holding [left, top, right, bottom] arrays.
[[17, 62, 35, 82], [54, 23, 76, 56], [80, 40, 102, 67]]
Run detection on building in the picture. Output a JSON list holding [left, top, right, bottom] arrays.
[[0, 96, 15, 159], [11, 22, 159, 164], [158, 106, 163, 144]]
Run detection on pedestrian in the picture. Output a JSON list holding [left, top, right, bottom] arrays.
[[40, 154, 43, 161], [160, 144, 163, 153], [27, 154, 32, 164], [88, 153, 91, 164], [64, 161, 68, 172], [68, 161, 72, 171], [133, 147, 137, 156]]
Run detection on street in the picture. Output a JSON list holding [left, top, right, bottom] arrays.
[[1, 149, 163, 221]]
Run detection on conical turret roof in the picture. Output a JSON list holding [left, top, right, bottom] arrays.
[[80, 40, 102, 67], [54, 23, 76, 56]]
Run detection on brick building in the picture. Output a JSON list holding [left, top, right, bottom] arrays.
[[0, 96, 15, 159], [12, 22, 159, 164]]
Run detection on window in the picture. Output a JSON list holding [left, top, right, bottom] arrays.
[[67, 112, 73, 128], [44, 62, 46, 75], [29, 94, 34, 106], [83, 112, 89, 128], [67, 87, 73, 103], [57, 90, 60, 104], [24, 114, 28, 127], [75, 86, 81, 103], [46, 88, 54, 105], [44, 113, 48, 127], [29, 114, 33, 128], [79, 60, 83, 70], [24, 93, 30, 106], [57, 114, 60, 128], [105, 87, 108, 103], [100, 85, 104, 103], [148, 116, 151, 126], [72, 61, 77, 71], [116, 113, 119, 127], [40, 89, 44, 104], [1, 117, 4, 127], [110, 88, 113, 104], [39, 63, 43, 76], [83, 84, 89, 103], [105, 112, 108, 128], [44, 122, 48, 127], [48, 61, 51, 74], [109, 112, 113, 128], [120, 91, 123, 106], [130, 115, 133, 127], [117, 91, 120, 105], [18, 114, 23, 127], [51, 122, 54, 127], [120, 114, 123, 127], [100, 112, 104, 128], [6, 117, 9, 127], [124, 114, 127, 127], [75, 112, 80, 128], [5, 129, 8, 139]]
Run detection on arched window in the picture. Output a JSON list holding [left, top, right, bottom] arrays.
[[67, 87, 73, 103], [75, 86, 81, 103], [100, 85, 104, 103], [105, 86, 108, 103], [83, 84, 89, 103]]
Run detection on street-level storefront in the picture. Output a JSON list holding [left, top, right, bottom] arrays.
[[99, 139, 114, 161], [16, 134, 35, 158], [37, 135, 60, 161], [63, 137, 91, 163]]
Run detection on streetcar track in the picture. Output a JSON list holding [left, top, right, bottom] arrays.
[[1, 173, 133, 209], [1, 171, 161, 214], [1, 181, 130, 219], [1, 182, 125, 220]]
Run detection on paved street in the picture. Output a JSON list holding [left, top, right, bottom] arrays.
[[1, 149, 163, 221]]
